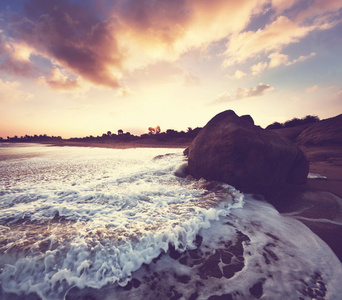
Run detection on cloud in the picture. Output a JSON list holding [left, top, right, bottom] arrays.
[[215, 91, 233, 103], [306, 85, 318, 93], [296, 0, 342, 24], [238, 83, 274, 98], [1, 56, 40, 77], [117, 86, 133, 97], [251, 61, 268, 75], [0, 31, 11, 55], [214, 83, 274, 104], [245, 51, 317, 76], [269, 52, 316, 68], [224, 16, 315, 66], [228, 70, 246, 80], [291, 52, 316, 64], [9, 0, 122, 88], [268, 52, 289, 68], [38, 67, 79, 90], [0, 79, 33, 102], [223, 0, 341, 67], [1, 0, 341, 89], [3, 0, 265, 88], [271, 0, 297, 14], [0, 33, 40, 77], [184, 71, 201, 86]]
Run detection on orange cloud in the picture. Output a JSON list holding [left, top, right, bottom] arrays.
[[214, 83, 274, 103], [228, 70, 247, 80], [8, 1, 122, 88], [2, 0, 341, 90], [268, 52, 316, 68], [224, 16, 314, 66], [251, 62, 268, 75], [268, 52, 289, 68], [112, 0, 264, 71], [38, 67, 79, 90], [0, 34, 40, 77], [5, 0, 269, 88]]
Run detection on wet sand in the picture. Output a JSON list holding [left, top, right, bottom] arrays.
[[265, 145, 342, 261], [43, 138, 193, 149]]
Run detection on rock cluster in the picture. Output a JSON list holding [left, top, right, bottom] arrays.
[[186, 110, 309, 193]]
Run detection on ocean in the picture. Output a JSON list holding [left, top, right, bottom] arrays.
[[0, 143, 341, 300]]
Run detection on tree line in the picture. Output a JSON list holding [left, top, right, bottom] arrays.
[[1, 127, 202, 143], [1, 134, 62, 143], [1, 115, 321, 143], [266, 115, 320, 130]]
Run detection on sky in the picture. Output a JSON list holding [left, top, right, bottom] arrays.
[[0, 0, 341, 139]]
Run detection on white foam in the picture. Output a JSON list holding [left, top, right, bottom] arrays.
[[83, 197, 341, 300], [1, 145, 341, 299], [0, 145, 244, 299], [308, 172, 327, 179]]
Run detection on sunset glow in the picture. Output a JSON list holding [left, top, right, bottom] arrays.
[[1, 0, 341, 138]]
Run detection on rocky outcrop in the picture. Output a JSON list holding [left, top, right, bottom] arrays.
[[269, 124, 312, 142], [186, 110, 309, 193], [296, 114, 342, 146]]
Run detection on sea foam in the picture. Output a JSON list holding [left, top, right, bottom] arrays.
[[0, 144, 341, 300], [0, 145, 243, 299]]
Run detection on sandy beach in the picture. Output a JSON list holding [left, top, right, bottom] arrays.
[[43, 138, 193, 149], [270, 145, 342, 261]]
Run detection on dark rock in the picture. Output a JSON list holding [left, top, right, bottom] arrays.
[[131, 278, 141, 288], [189, 292, 199, 300], [194, 234, 203, 248], [219, 249, 232, 264], [183, 147, 189, 156], [174, 274, 191, 284], [269, 123, 312, 142], [240, 114, 254, 125], [169, 244, 182, 260], [187, 110, 309, 193], [296, 114, 342, 145], [208, 294, 233, 300], [199, 250, 222, 279], [249, 281, 264, 298], [222, 262, 244, 279]]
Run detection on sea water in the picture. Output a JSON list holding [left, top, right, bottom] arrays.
[[0, 143, 341, 300]]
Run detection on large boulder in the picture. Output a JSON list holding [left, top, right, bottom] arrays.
[[186, 110, 309, 193]]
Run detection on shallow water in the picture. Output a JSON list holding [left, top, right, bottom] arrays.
[[0, 144, 341, 299]]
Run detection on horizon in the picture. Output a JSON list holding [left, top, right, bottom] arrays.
[[1, 111, 332, 141], [1, 1, 342, 139]]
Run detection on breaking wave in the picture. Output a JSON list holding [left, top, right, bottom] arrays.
[[0, 144, 341, 299]]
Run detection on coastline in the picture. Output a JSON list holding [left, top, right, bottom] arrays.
[[262, 144, 342, 261], [3, 140, 342, 261]]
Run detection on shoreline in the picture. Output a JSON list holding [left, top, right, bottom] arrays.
[[3, 141, 342, 261], [49, 141, 342, 262], [39, 138, 193, 149], [265, 144, 342, 261], [43, 139, 342, 262]]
